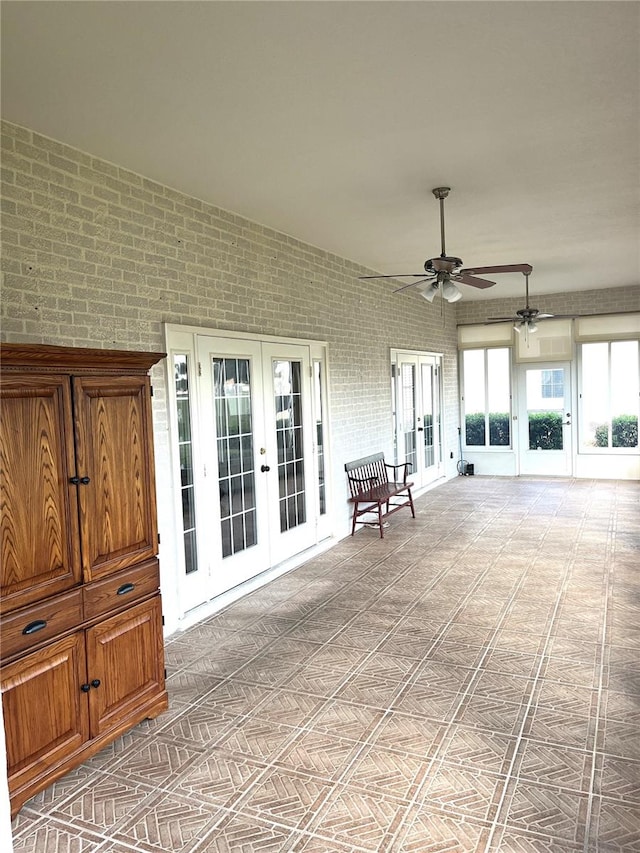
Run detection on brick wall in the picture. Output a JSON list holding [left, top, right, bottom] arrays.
[[456, 285, 640, 325], [1, 120, 462, 615]]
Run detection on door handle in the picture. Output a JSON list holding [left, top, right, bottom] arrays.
[[417, 427, 424, 432], [261, 465, 270, 473]]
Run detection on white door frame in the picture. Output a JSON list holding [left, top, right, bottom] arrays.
[[165, 324, 330, 616], [391, 349, 444, 489], [516, 361, 574, 476]]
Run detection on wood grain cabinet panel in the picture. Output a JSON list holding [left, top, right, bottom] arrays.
[[0, 344, 168, 818], [0, 375, 81, 613], [1, 633, 89, 794], [87, 596, 165, 738], [73, 376, 159, 582]]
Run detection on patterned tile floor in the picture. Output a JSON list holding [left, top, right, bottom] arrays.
[[11, 476, 640, 852]]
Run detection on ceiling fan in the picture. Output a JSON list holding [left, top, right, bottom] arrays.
[[359, 187, 532, 302], [486, 269, 553, 333]]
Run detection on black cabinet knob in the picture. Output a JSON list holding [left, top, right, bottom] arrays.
[[90, 679, 101, 689], [69, 476, 80, 485], [80, 683, 91, 693], [79, 476, 91, 485]]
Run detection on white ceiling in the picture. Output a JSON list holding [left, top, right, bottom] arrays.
[[2, 1, 639, 301]]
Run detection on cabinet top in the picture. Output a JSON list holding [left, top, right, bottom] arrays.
[[1, 343, 166, 373]]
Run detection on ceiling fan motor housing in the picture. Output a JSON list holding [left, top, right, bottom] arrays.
[[425, 256, 464, 274]]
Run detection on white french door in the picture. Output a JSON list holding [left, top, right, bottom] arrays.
[[393, 351, 444, 488], [517, 362, 573, 476], [198, 336, 316, 599], [171, 331, 322, 612]]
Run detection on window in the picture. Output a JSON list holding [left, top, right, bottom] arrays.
[[580, 340, 639, 449], [462, 348, 511, 447], [174, 354, 198, 574], [541, 369, 564, 399]]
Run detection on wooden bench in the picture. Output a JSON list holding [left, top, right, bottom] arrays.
[[345, 452, 415, 538]]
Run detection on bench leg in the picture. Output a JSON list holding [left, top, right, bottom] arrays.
[[378, 503, 384, 538], [350, 502, 359, 536], [407, 489, 416, 518]]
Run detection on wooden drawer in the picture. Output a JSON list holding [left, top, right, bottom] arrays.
[[0, 588, 84, 661], [83, 560, 160, 622]]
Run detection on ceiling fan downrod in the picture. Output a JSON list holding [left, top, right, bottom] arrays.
[[432, 187, 450, 257]]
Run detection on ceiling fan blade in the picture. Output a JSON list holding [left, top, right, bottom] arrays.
[[455, 273, 495, 289], [461, 263, 533, 276], [393, 278, 431, 293], [536, 313, 555, 319], [358, 273, 428, 280], [487, 316, 518, 322]]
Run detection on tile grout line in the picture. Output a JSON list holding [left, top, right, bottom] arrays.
[[580, 495, 618, 853], [483, 486, 598, 852]]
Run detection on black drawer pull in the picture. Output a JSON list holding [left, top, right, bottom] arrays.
[[22, 619, 47, 635], [116, 583, 136, 596]]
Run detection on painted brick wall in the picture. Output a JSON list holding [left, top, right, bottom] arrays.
[[456, 285, 640, 325], [1, 120, 462, 617]]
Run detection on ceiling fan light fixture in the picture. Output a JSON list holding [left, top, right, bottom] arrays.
[[420, 283, 439, 303], [442, 279, 462, 303]]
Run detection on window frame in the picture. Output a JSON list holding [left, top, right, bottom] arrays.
[[460, 346, 513, 451], [578, 339, 639, 453]]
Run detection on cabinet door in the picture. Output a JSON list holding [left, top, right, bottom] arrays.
[[1, 633, 89, 795], [0, 374, 82, 612], [86, 596, 165, 738], [73, 375, 159, 582]]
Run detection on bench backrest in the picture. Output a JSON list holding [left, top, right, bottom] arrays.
[[344, 452, 389, 497]]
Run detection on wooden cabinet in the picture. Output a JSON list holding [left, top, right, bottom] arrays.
[[0, 344, 169, 817]]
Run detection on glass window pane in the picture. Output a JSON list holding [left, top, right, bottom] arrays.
[[463, 349, 486, 446], [611, 341, 638, 447], [487, 348, 511, 447], [173, 354, 198, 576], [581, 342, 608, 447]]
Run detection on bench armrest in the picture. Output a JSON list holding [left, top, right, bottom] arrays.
[[384, 461, 411, 484], [348, 474, 380, 487]]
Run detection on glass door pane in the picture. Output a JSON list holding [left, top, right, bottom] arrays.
[[421, 363, 435, 468], [273, 359, 306, 533], [400, 362, 417, 475], [526, 368, 565, 450], [213, 357, 257, 558]]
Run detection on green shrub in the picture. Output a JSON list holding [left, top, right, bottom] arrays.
[[594, 415, 638, 448], [488, 412, 510, 446], [465, 412, 485, 446], [465, 412, 510, 446], [528, 411, 563, 450]]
